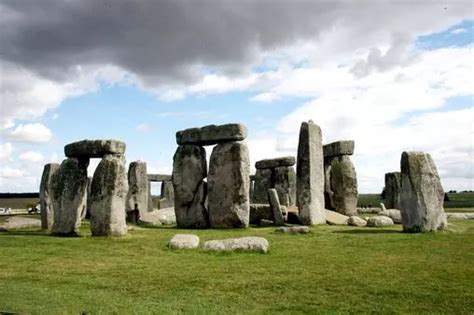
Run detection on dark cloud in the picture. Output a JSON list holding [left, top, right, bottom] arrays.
[[0, 0, 470, 86]]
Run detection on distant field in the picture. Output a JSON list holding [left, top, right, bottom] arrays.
[[358, 192, 474, 209], [0, 198, 39, 209]]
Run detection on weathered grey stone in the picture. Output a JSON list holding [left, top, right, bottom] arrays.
[[51, 158, 89, 236], [259, 219, 274, 226], [0, 217, 41, 231], [296, 121, 325, 225], [255, 156, 295, 169], [64, 139, 125, 158], [203, 237, 269, 253], [39, 163, 59, 229], [208, 141, 250, 228], [268, 189, 284, 226], [168, 234, 200, 249], [324, 209, 349, 225], [357, 207, 379, 214], [273, 166, 297, 206], [324, 155, 358, 216], [148, 174, 172, 182], [447, 213, 474, 220], [159, 180, 175, 208], [385, 172, 401, 209], [400, 151, 447, 233], [252, 168, 273, 204], [126, 161, 149, 215], [249, 204, 273, 224], [157, 207, 177, 225], [147, 181, 154, 212], [379, 209, 402, 224], [250, 175, 256, 181], [275, 226, 310, 234], [323, 140, 355, 158], [172, 145, 208, 228], [81, 177, 92, 220], [89, 154, 128, 236], [176, 123, 247, 145], [249, 180, 255, 203], [348, 216, 367, 226], [367, 215, 394, 227]]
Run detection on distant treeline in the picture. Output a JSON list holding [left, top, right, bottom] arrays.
[[0, 193, 39, 198]]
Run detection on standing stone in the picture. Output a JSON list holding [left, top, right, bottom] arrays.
[[268, 189, 284, 226], [147, 181, 154, 212], [172, 145, 208, 228], [39, 163, 59, 229], [81, 177, 92, 220], [253, 168, 273, 203], [385, 172, 401, 209], [208, 141, 250, 228], [126, 161, 149, 215], [51, 158, 89, 236], [160, 180, 175, 209], [90, 154, 128, 236], [273, 166, 296, 206], [400, 152, 447, 232], [296, 121, 325, 225], [325, 155, 358, 216]]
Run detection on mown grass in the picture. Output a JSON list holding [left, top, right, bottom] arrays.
[[0, 220, 473, 314]]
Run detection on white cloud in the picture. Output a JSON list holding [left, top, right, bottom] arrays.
[[19, 151, 44, 162], [4, 123, 53, 143], [451, 28, 467, 34], [0, 167, 27, 178], [0, 143, 13, 161], [136, 123, 152, 132]]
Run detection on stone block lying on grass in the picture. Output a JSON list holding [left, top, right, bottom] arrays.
[[367, 215, 394, 227], [324, 209, 349, 225], [379, 209, 402, 224], [275, 226, 310, 234], [446, 213, 474, 220], [348, 216, 366, 226], [168, 234, 200, 249], [203, 237, 269, 253]]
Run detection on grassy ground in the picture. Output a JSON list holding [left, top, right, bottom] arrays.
[[0, 220, 473, 314], [357, 193, 474, 209]]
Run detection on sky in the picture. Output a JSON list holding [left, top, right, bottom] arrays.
[[0, 0, 473, 194]]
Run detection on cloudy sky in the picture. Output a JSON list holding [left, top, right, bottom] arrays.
[[0, 0, 473, 194]]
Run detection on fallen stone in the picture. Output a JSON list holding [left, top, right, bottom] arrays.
[[51, 158, 89, 236], [176, 123, 247, 146], [275, 226, 310, 234], [323, 140, 355, 158], [249, 204, 272, 224], [64, 139, 125, 158], [268, 188, 285, 226], [379, 209, 402, 224], [384, 172, 401, 209], [126, 161, 149, 215], [348, 216, 367, 226], [259, 219, 274, 226], [357, 207, 379, 214], [89, 154, 128, 236], [168, 234, 200, 249], [0, 217, 41, 231], [446, 212, 474, 220], [255, 156, 295, 169], [172, 145, 209, 228], [296, 121, 325, 225], [39, 163, 59, 229], [208, 141, 250, 228], [400, 151, 447, 232], [203, 237, 269, 253], [324, 155, 358, 216], [324, 209, 349, 225], [157, 207, 177, 225], [367, 215, 394, 227], [147, 174, 172, 182]]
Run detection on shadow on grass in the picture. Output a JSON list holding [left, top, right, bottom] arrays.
[[333, 229, 402, 235], [0, 229, 50, 237]]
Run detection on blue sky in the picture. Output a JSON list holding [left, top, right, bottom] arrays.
[[0, 2, 472, 193]]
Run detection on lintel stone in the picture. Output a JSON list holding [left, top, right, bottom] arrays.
[[176, 123, 247, 146], [65, 139, 125, 158]]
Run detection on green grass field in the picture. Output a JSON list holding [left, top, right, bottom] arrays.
[[1, 220, 473, 314]]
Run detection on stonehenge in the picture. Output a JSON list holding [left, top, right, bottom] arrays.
[[39, 163, 59, 229], [296, 121, 326, 225], [384, 172, 401, 209], [45, 139, 128, 236], [126, 161, 149, 216], [399, 151, 447, 232], [147, 174, 174, 210], [252, 156, 296, 206], [323, 140, 358, 216], [172, 123, 250, 228]]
